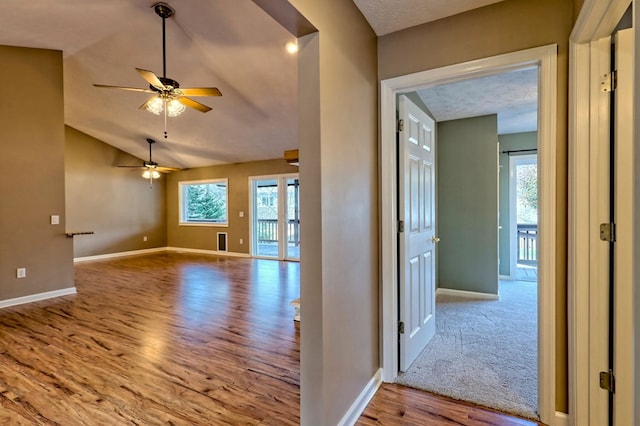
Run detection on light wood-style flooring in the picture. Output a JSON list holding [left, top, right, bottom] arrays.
[[0, 253, 300, 424], [358, 384, 545, 426], [0, 252, 546, 425]]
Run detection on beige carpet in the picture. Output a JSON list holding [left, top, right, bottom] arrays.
[[396, 280, 538, 420]]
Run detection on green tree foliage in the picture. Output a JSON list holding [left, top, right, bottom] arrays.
[[517, 164, 537, 223], [186, 183, 226, 222]]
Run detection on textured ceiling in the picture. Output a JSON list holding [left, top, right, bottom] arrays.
[[0, 0, 298, 168], [352, 0, 507, 35], [416, 67, 538, 135]]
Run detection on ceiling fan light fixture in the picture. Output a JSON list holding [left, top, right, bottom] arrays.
[[166, 98, 186, 117], [146, 96, 164, 115], [142, 169, 161, 179]]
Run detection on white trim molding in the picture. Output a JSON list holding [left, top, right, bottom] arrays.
[[166, 247, 251, 258], [74, 247, 252, 263], [555, 411, 569, 426], [0, 287, 77, 309], [380, 44, 557, 425], [337, 368, 382, 426], [569, 1, 633, 425], [436, 288, 499, 300], [74, 247, 167, 262]]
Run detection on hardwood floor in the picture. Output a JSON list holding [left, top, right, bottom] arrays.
[[0, 252, 547, 425], [358, 384, 545, 426], [0, 253, 300, 425]]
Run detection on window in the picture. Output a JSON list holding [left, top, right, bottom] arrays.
[[179, 179, 228, 226]]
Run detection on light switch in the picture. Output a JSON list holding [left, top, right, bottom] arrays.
[[51, 215, 60, 225], [239, 211, 244, 217]]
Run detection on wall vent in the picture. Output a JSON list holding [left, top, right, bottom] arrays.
[[217, 232, 228, 252]]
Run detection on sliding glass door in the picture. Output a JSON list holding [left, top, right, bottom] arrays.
[[250, 174, 299, 260]]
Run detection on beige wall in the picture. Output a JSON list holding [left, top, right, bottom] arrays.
[[166, 160, 297, 254], [289, 0, 379, 424], [0, 46, 74, 301], [379, 0, 572, 412], [65, 126, 167, 258]]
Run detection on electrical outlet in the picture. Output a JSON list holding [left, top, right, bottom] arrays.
[[16, 268, 26, 278], [143, 236, 148, 242], [240, 238, 243, 244]]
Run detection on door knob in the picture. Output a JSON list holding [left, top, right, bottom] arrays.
[[432, 236, 440, 243]]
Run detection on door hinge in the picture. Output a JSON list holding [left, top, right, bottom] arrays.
[[398, 321, 405, 334], [397, 119, 404, 132], [599, 223, 616, 242], [601, 70, 617, 92], [599, 370, 615, 393], [398, 220, 405, 233]]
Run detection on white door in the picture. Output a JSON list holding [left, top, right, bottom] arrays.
[[250, 174, 300, 260], [612, 27, 634, 426], [398, 95, 437, 372]]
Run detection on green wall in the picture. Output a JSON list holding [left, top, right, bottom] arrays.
[[437, 115, 498, 295], [378, 0, 573, 410], [498, 132, 538, 276]]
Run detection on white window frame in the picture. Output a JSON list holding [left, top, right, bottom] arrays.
[[178, 178, 229, 227]]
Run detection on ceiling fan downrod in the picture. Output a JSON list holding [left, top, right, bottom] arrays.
[[153, 3, 175, 78]]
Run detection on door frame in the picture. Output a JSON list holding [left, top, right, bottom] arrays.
[[509, 154, 538, 277], [248, 173, 300, 260], [569, 1, 636, 424], [380, 44, 557, 424]]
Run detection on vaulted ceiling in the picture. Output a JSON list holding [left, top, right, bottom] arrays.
[[0, 0, 531, 169]]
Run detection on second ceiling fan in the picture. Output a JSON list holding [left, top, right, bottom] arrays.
[[94, 2, 222, 119]]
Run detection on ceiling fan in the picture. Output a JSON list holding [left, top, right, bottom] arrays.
[[93, 3, 222, 128], [119, 138, 180, 184]]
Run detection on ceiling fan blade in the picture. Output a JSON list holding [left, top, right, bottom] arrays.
[[156, 166, 182, 173], [93, 84, 154, 93], [178, 96, 212, 113], [117, 165, 146, 169], [136, 68, 165, 90], [179, 87, 222, 97]]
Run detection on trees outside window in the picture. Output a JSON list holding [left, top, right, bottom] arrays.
[[179, 179, 228, 225]]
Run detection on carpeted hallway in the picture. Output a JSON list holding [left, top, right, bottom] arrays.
[[396, 279, 538, 420]]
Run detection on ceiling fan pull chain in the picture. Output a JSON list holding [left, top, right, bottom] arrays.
[[164, 106, 168, 138]]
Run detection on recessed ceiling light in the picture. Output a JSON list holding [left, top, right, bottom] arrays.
[[285, 41, 298, 54]]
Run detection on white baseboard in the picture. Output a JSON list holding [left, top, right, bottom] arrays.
[[74, 247, 252, 263], [436, 287, 499, 300], [0, 287, 77, 309], [74, 247, 167, 263], [338, 368, 382, 426], [166, 247, 251, 258], [555, 411, 568, 426]]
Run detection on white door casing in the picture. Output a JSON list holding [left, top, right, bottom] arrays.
[[569, 1, 636, 423], [398, 95, 437, 372], [613, 27, 634, 426], [380, 44, 556, 424]]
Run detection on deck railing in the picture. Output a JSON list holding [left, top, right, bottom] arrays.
[[257, 219, 300, 245], [517, 223, 537, 265]]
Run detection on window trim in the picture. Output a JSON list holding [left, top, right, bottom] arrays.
[[178, 178, 229, 227]]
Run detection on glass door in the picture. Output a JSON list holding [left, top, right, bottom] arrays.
[[251, 174, 300, 260], [285, 178, 300, 260]]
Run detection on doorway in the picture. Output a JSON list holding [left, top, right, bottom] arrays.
[[380, 45, 557, 424], [250, 174, 300, 261], [509, 153, 538, 282], [395, 88, 540, 418]]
